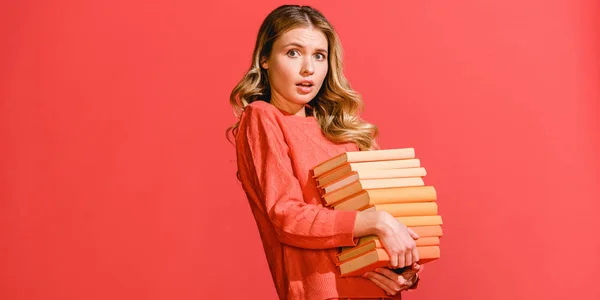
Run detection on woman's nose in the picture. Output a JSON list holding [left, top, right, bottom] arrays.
[[300, 59, 314, 76]]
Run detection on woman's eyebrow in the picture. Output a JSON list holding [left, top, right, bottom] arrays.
[[283, 42, 328, 53]]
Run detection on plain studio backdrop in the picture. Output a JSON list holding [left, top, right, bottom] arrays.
[[1, 1, 598, 299]]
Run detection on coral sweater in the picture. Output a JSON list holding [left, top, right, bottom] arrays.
[[235, 101, 401, 299]]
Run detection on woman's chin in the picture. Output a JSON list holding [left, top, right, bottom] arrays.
[[292, 93, 317, 104]]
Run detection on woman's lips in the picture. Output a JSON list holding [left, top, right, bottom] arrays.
[[296, 84, 313, 93]]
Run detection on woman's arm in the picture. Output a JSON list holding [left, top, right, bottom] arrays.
[[236, 104, 359, 249]]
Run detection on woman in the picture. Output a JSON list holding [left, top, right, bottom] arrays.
[[228, 5, 423, 300]]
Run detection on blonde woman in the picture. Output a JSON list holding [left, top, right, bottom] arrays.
[[228, 5, 423, 300]]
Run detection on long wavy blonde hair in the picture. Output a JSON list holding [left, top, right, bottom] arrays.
[[227, 5, 378, 151]]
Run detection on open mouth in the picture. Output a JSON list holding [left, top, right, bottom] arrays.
[[296, 83, 314, 93]]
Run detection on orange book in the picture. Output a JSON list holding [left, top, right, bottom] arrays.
[[321, 177, 425, 201], [316, 163, 423, 187], [354, 202, 438, 216], [332, 186, 437, 210], [339, 246, 440, 277], [342, 227, 443, 253], [322, 178, 425, 206], [395, 215, 443, 227], [355, 227, 443, 244], [337, 237, 440, 265], [312, 148, 415, 177], [415, 236, 439, 247], [320, 167, 427, 194], [409, 225, 444, 238]]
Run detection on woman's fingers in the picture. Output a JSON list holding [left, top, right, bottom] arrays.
[[383, 234, 401, 268], [363, 272, 400, 296], [388, 252, 398, 266], [396, 252, 405, 269], [379, 216, 422, 269], [404, 249, 413, 267], [407, 227, 420, 240], [388, 251, 399, 269], [408, 272, 419, 286], [397, 264, 423, 289], [403, 272, 419, 289], [411, 246, 419, 264], [399, 270, 417, 283], [401, 234, 416, 267], [374, 268, 408, 286], [412, 263, 422, 273]]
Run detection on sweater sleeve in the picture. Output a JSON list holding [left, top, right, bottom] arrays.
[[236, 105, 358, 249]]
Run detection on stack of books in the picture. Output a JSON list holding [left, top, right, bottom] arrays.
[[311, 148, 443, 277]]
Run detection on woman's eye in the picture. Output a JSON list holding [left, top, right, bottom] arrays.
[[315, 53, 326, 60], [287, 50, 300, 57]]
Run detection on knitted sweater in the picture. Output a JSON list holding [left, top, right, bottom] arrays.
[[235, 101, 401, 300]]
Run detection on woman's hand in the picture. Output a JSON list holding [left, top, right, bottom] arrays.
[[353, 210, 419, 268], [362, 263, 423, 296], [374, 211, 420, 268]]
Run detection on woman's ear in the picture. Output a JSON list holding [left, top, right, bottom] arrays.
[[260, 56, 269, 70]]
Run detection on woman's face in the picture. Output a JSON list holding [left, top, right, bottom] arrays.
[[261, 26, 329, 116]]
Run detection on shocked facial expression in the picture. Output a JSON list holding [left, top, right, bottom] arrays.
[[261, 27, 329, 116]]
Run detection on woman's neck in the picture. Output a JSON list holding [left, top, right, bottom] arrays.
[[270, 97, 307, 117]]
